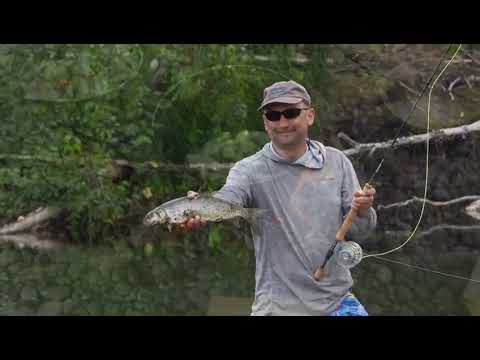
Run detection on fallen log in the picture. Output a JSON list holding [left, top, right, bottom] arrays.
[[0, 207, 63, 235]]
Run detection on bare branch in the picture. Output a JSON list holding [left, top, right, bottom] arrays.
[[463, 51, 480, 66], [463, 73, 473, 89], [447, 76, 462, 101], [337, 132, 359, 147], [343, 120, 480, 157], [378, 195, 480, 210]]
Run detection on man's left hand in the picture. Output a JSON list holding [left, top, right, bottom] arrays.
[[352, 187, 376, 217]]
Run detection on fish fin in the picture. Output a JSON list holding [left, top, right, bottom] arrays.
[[197, 192, 219, 199], [243, 208, 271, 225], [231, 217, 241, 229], [229, 218, 254, 250], [245, 224, 255, 250]]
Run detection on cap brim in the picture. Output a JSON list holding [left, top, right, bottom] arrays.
[[257, 97, 305, 111]]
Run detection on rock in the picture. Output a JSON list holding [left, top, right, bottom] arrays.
[[37, 301, 63, 316]]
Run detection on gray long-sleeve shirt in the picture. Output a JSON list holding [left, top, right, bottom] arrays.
[[214, 140, 377, 315]]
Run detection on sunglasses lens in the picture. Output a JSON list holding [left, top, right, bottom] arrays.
[[265, 111, 281, 121], [283, 108, 302, 119], [264, 108, 305, 121]]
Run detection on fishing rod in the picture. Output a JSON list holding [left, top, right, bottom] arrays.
[[313, 44, 464, 281]]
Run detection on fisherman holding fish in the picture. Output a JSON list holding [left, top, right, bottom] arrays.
[[145, 80, 376, 316]]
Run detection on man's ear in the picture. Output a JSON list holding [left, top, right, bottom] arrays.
[[307, 109, 315, 126]]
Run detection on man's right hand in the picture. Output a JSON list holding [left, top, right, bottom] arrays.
[[175, 191, 208, 232]]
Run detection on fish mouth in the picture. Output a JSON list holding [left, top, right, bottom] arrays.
[[143, 212, 157, 226], [143, 209, 167, 226]]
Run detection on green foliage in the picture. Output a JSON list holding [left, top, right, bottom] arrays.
[[187, 130, 268, 163], [0, 44, 332, 243]]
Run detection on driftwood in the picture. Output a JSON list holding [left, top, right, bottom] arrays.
[[340, 119, 480, 157], [0, 207, 63, 235]]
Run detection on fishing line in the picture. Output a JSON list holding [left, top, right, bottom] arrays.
[[370, 255, 480, 284], [363, 44, 463, 259], [324, 45, 479, 284]]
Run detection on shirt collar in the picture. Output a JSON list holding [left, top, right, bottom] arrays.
[[263, 139, 325, 169]]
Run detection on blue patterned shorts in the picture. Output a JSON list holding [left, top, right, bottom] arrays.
[[328, 293, 368, 316]]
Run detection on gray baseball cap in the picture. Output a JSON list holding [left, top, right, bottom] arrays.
[[258, 80, 311, 111]]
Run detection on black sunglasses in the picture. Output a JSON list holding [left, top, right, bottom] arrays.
[[263, 107, 311, 122]]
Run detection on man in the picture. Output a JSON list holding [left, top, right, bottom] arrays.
[[180, 80, 376, 316]]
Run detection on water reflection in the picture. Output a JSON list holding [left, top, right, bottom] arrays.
[[0, 234, 64, 251], [463, 257, 480, 315], [352, 244, 480, 315], [0, 228, 479, 316]]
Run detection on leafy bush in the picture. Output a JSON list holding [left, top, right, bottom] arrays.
[[0, 44, 331, 243]]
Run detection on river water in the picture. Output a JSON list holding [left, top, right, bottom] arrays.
[[0, 226, 478, 316]]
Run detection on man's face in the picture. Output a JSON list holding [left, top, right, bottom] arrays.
[[263, 101, 315, 149]]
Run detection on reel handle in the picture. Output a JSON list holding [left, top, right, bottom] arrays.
[[313, 183, 372, 281]]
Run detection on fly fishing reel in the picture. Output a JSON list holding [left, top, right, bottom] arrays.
[[313, 240, 363, 280], [334, 241, 363, 269]]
